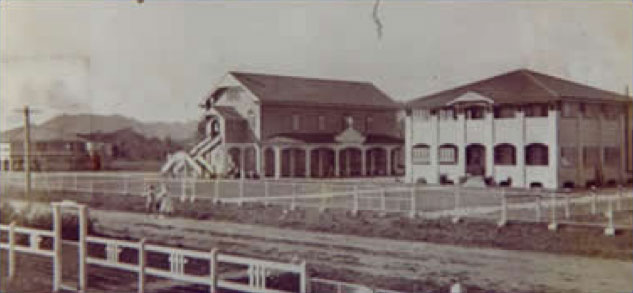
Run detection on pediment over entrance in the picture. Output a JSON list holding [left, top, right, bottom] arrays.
[[446, 91, 494, 106], [335, 127, 366, 144]]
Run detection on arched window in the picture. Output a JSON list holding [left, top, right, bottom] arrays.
[[525, 143, 548, 166], [494, 144, 516, 165], [438, 144, 458, 165], [412, 144, 430, 165]]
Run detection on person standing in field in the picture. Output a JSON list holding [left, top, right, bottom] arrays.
[[144, 184, 157, 214], [157, 182, 174, 218]]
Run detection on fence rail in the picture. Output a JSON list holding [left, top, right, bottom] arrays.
[[2, 172, 632, 231], [0, 201, 409, 293]]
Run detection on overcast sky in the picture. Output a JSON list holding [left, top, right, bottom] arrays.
[[1, 0, 631, 130]]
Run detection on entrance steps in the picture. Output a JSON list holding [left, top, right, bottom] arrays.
[[161, 136, 222, 177]]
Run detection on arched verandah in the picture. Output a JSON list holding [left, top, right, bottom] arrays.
[[310, 148, 336, 178], [339, 147, 363, 177]]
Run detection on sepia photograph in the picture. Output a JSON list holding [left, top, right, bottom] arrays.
[[0, 0, 632, 292]]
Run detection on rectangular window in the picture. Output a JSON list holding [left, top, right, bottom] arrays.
[[560, 147, 577, 168], [525, 104, 548, 117], [365, 115, 373, 132], [412, 145, 430, 165], [466, 106, 485, 120], [440, 108, 456, 120], [582, 104, 600, 119], [438, 146, 457, 164], [603, 105, 619, 120], [414, 109, 430, 120], [494, 106, 515, 119], [292, 114, 300, 131], [561, 102, 579, 118], [604, 147, 620, 167], [318, 115, 326, 131], [583, 146, 600, 167]]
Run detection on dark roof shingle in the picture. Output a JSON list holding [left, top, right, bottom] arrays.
[[407, 69, 632, 109], [230, 72, 400, 109]]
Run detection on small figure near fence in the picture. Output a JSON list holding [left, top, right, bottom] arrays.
[[143, 184, 157, 214], [157, 182, 174, 218]]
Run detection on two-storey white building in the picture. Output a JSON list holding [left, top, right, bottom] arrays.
[[404, 69, 632, 189]]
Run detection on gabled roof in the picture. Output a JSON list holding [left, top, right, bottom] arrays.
[[407, 69, 632, 109], [229, 71, 400, 109]]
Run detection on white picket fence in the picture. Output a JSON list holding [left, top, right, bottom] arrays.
[[0, 201, 415, 293], [0, 201, 308, 293], [2, 172, 632, 231]]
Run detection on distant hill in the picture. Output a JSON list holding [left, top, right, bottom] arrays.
[[12, 113, 198, 142]]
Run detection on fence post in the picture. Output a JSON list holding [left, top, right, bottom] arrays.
[[535, 195, 542, 222], [238, 179, 245, 207], [604, 197, 616, 236], [350, 185, 359, 216], [617, 184, 623, 211], [123, 177, 129, 195], [209, 248, 218, 293], [8, 221, 16, 280], [52, 204, 62, 292], [290, 183, 297, 211], [497, 189, 507, 227], [191, 179, 197, 203], [409, 186, 417, 219], [213, 179, 220, 204], [319, 183, 327, 213], [138, 238, 146, 293], [299, 260, 308, 293], [564, 188, 571, 219], [452, 186, 461, 223], [90, 178, 94, 195], [264, 181, 270, 207], [379, 188, 387, 217], [79, 205, 88, 292], [591, 187, 597, 215], [548, 192, 558, 231]]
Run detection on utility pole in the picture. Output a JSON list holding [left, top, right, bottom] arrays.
[[23, 106, 32, 196]]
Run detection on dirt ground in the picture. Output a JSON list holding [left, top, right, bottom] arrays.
[[1, 188, 632, 292]]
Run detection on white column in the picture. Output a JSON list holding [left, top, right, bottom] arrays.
[[485, 106, 495, 178], [385, 147, 392, 176], [334, 148, 340, 177], [240, 147, 246, 179], [619, 111, 626, 182], [274, 147, 282, 179], [576, 111, 585, 185], [405, 112, 413, 182], [255, 145, 262, 177], [305, 148, 311, 178], [430, 113, 440, 183], [369, 149, 375, 175], [516, 110, 526, 188], [548, 106, 560, 189]]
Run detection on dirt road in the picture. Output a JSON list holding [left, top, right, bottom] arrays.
[[91, 209, 632, 293]]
